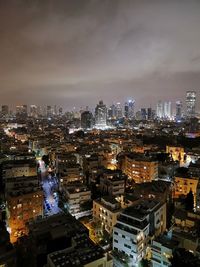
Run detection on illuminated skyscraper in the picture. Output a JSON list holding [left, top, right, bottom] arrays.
[[124, 99, 135, 119], [176, 101, 182, 121], [116, 102, 123, 119], [108, 104, 116, 119], [163, 101, 172, 119], [95, 100, 107, 127], [186, 91, 196, 117], [156, 101, 163, 118], [30, 105, 38, 118]]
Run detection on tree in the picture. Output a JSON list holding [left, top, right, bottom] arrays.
[[140, 258, 150, 267], [185, 190, 194, 211], [42, 155, 49, 166], [170, 248, 200, 267]]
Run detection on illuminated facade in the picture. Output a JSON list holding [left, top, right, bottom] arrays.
[[166, 146, 185, 164], [93, 197, 122, 234], [113, 200, 166, 267], [124, 99, 135, 119], [95, 100, 107, 127], [7, 190, 43, 243], [63, 183, 91, 218], [3, 160, 43, 243], [174, 175, 198, 204], [123, 154, 158, 183], [186, 91, 196, 118], [151, 235, 178, 267]]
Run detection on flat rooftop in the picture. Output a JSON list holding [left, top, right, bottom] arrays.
[[28, 214, 87, 239], [123, 199, 161, 220], [48, 233, 105, 267], [126, 153, 157, 162], [154, 234, 179, 250]]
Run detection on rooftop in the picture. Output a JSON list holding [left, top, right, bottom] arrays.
[[48, 233, 105, 267], [154, 234, 179, 250], [123, 199, 161, 220]]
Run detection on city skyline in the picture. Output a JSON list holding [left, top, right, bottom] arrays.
[[0, 0, 200, 110]]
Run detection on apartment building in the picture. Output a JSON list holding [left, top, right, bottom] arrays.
[[93, 196, 122, 234], [123, 153, 158, 183], [113, 199, 166, 267]]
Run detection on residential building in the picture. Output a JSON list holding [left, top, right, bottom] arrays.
[[123, 153, 158, 183], [93, 196, 122, 234], [113, 199, 166, 267], [99, 169, 126, 196], [151, 234, 179, 267], [63, 183, 91, 218], [3, 160, 43, 243]]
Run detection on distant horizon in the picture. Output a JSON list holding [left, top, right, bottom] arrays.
[[0, 1, 200, 111]]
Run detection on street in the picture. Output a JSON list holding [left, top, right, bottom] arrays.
[[42, 178, 61, 216]]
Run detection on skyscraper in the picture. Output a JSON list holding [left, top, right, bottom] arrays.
[[1, 105, 9, 116], [30, 105, 38, 118], [95, 100, 107, 127], [163, 101, 172, 119], [116, 102, 123, 119], [16, 105, 27, 119], [156, 101, 163, 119], [186, 91, 196, 118], [108, 104, 116, 119], [124, 99, 135, 119], [176, 101, 182, 121], [141, 108, 147, 120], [147, 107, 153, 120], [81, 111, 93, 129]]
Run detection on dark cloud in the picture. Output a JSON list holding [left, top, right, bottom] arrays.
[[0, 0, 200, 111]]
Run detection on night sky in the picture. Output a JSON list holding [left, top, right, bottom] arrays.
[[0, 0, 200, 110]]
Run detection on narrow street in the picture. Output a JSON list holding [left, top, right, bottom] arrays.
[[39, 160, 61, 216], [42, 178, 61, 215]]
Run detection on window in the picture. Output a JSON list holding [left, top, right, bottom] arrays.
[[124, 244, 131, 249], [114, 231, 118, 235], [122, 235, 125, 238], [114, 239, 118, 243]]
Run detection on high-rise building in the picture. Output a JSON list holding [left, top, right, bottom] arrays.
[[176, 101, 182, 121], [30, 105, 38, 118], [16, 105, 28, 119], [53, 105, 57, 116], [124, 99, 135, 119], [113, 199, 166, 267], [186, 91, 196, 118], [3, 160, 43, 243], [147, 107, 153, 120], [47, 105, 52, 117], [95, 100, 107, 127], [108, 104, 116, 119], [116, 102, 123, 119], [156, 101, 163, 119], [122, 153, 158, 183], [1, 105, 9, 116], [81, 111, 93, 129], [58, 107, 63, 116], [141, 108, 147, 120], [156, 101, 171, 119], [163, 101, 172, 119]]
